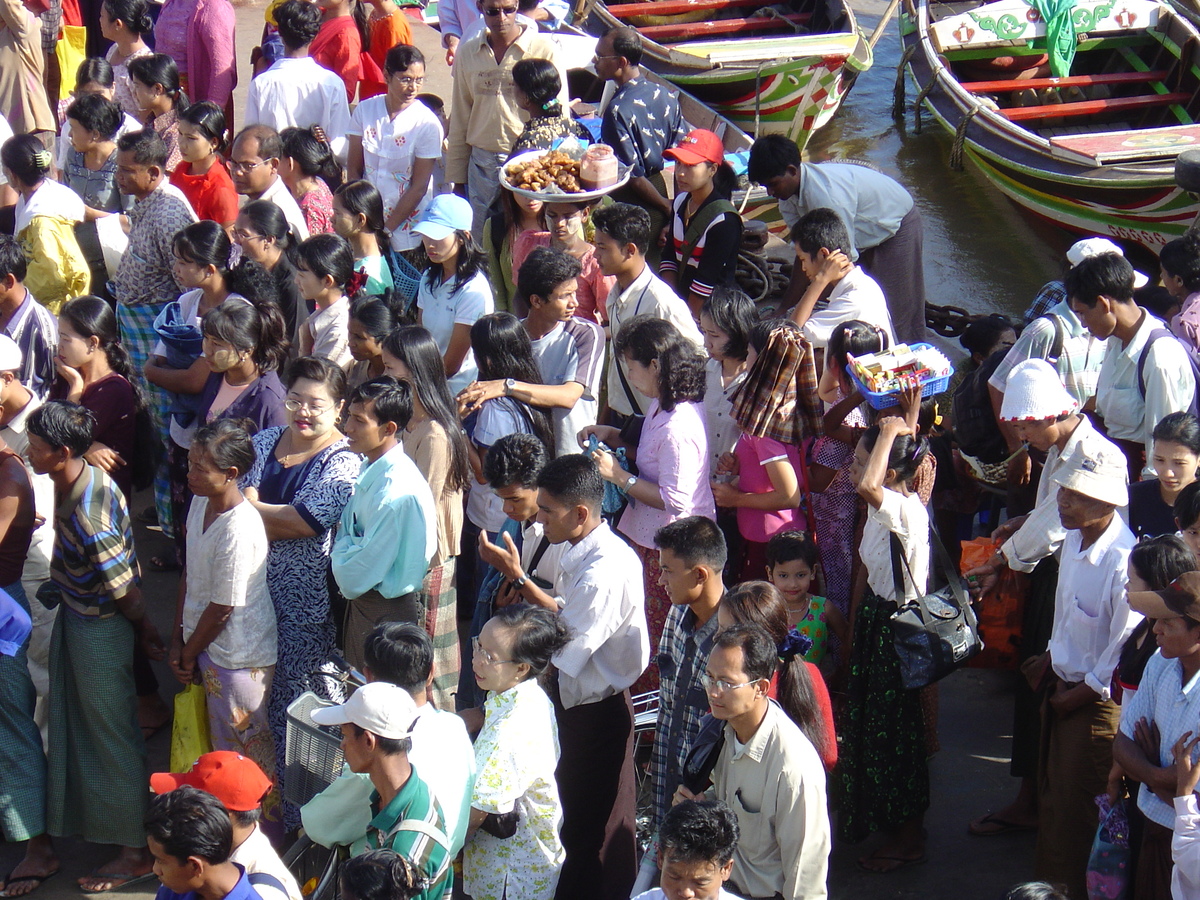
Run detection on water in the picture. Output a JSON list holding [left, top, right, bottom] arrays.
[[808, 1, 1075, 324]]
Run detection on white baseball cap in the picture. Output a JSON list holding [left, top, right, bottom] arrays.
[[1065, 237, 1149, 288], [310, 682, 418, 741]]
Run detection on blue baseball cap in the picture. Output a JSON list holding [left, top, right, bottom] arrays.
[[413, 194, 473, 241]]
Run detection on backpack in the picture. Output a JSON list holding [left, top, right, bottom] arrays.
[[1136, 328, 1200, 416], [952, 313, 1066, 464]]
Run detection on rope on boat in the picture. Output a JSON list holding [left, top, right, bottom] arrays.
[[735, 249, 773, 303], [893, 44, 918, 120], [912, 75, 938, 134], [949, 106, 979, 170]]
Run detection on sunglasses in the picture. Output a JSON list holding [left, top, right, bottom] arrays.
[[483, 5, 518, 14]]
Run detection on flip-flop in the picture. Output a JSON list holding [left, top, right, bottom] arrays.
[[0, 869, 59, 898], [968, 812, 1037, 836], [78, 872, 155, 894], [856, 853, 928, 874]]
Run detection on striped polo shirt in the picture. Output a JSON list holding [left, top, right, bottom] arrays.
[[365, 765, 453, 900], [51, 465, 136, 612]]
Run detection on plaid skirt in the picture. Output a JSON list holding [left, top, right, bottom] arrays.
[[423, 558, 459, 711]]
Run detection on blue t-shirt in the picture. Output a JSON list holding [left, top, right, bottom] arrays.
[[154, 866, 266, 900]]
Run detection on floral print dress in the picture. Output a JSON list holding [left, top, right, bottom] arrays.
[[464, 678, 565, 900]]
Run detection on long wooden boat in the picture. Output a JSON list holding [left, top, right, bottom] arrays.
[[902, 0, 1200, 252], [576, 0, 872, 146]]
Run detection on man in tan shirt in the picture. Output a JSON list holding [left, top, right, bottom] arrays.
[[446, 0, 566, 233]]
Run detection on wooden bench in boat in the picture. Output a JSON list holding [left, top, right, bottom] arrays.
[[999, 90, 1191, 121], [606, 0, 761, 17], [639, 11, 810, 39], [962, 69, 1169, 93], [930, 0, 1161, 52]]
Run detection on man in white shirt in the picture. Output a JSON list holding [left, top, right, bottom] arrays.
[[1068, 250, 1195, 479], [229, 125, 310, 241], [592, 202, 702, 424], [676, 624, 829, 900], [534, 454, 649, 900], [459, 247, 604, 457], [788, 208, 894, 350], [1034, 452, 1139, 900], [151, 752, 303, 900], [244, 0, 353, 164]]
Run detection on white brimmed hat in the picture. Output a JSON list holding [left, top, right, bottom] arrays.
[[0, 335, 22, 373], [999, 359, 1078, 422], [1052, 450, 1129, 507], [310, 682, 417, 741], [1066, 237, 1149, 288]]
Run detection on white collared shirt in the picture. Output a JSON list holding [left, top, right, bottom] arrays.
[[605, 264, 702, 416], [245, 57, 353, 163], [800, 265, 895, 350], [551, 521, 650, 708], [1048, 514, 1139, 698], [1095, 308, 1194, 474], [259, 176, 311, 241]]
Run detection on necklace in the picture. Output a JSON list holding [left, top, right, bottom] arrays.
[[279, 428, 338, 466]]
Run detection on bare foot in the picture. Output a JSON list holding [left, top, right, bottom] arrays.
[[77, 847, 153, 894], [0, 835, 59, 898]]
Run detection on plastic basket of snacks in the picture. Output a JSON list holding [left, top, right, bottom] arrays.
[[503, 142, 632, 203], [846, 343, 953, 411]]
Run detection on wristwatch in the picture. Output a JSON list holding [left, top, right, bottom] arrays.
[[503, 378, 517, 397], [626, 475, 639, 491], [511, 573, 528, 589]]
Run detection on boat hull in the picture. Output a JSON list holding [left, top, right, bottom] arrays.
[[902, 0, 1200, 251]]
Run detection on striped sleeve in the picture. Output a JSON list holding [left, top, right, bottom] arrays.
[[565, 317, 605, 400]]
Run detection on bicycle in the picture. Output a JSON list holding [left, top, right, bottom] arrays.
[[631, 690, 660, 853]]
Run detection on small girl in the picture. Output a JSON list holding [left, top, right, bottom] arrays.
[[1130, 411, 1200, 538], [840, 416, 931, 871], [511, 200, 613, 324], [280, 126, 343, 237], [763, 530, 847, 667], [295, 233, 360, 368], [128, 53, 187, 173], [334, 180, 395, 296], [170, 101, 239, 227], [346, 298, 397, 390]]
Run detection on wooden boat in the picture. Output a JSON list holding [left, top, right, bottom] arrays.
[[902, 0, 1200, 252], [576, 0, 873, 146]]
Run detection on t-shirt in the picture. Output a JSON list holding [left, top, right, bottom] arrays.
[[183, 497, 277, 669], [734, 433, 802, 543], [356, 254, 394, 296], [417, 270, 493, 395], [529, 317, 604, 458], [349, 96, 444, 251], [170, 159, 239, 226], [1128, 479, 1178, 539]]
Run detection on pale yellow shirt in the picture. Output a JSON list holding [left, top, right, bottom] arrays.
[[445, 24, 567, 183]]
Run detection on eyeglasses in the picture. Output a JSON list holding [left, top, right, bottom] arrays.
[[284, 398, 333, 414], [483, 5, 518, 15], [390, 75, 426, 87], [593, 53, 620, 60], [700, 673, 757, 695], [231, 228, 264, 242], [472, 636, 514, 666], [229, 158, 266, 174]]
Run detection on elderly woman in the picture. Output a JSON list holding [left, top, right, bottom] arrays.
[[582, 315, 714, 692], [241, 355, 360, 827]]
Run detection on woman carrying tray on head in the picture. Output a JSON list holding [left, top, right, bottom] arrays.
[[507, 59, 591, 159]]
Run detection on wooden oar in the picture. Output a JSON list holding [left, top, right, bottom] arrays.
[[868, 0, 902, 48]]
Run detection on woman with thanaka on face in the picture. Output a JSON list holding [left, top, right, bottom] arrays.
[[240, 356, 361, 829], [380, 326, 471, 711]]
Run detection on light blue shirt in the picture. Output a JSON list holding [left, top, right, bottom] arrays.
[[778, 162, 914, 258], [1121, 650, 1200, 828], [417, 269, 494, 396], [331, 443, 437, 600]]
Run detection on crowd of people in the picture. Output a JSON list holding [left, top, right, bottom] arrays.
[[1, 1, 1200, 899]]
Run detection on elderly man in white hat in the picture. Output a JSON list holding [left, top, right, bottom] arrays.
[[1034, 444, 1138, 899], [309, 683, 452, 900], [966, 358, 1127, 839]]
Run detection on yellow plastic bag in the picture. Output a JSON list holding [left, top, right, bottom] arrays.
[[55, 25, 88, 104], [169, 683, 212, 773]]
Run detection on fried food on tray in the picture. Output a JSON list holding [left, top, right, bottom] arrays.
[[506, 151, 583, 193]]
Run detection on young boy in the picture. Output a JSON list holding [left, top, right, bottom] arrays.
[[634, 800, 742, 900], [1176, 482, 1200, 559], [764, 530, 845, 666]]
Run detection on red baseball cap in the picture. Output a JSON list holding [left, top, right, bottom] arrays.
[[664, 129, 725, 166], [150, 751, 273, 812]]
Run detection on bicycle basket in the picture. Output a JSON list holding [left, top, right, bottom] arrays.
[[284, 692, 346, 808]]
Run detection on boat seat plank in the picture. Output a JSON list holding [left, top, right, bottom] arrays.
[[1000, 91, 1191, 121], [606, 0, 760, 17], [962, 70, 1169, 93], [641, 11, 809, 38]]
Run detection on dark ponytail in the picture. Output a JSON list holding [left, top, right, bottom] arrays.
[[280, 126, 344, 190], [335, 180, 391, 255], [861, 424, 930, 483], [201, 296, 290, 373], [128, 54, 187, 110], [58, 296, 145, 412]]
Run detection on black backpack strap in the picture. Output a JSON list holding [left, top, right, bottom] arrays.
[[1044, 313, 1065, 365]]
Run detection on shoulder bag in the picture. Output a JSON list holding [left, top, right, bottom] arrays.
[[888, 528, 983, 690]]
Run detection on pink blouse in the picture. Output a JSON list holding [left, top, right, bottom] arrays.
[[512, 230, 614, 325], [734, 433, 803, 543]]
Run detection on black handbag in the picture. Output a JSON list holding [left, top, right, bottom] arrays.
[[888, 529, 983, 690]]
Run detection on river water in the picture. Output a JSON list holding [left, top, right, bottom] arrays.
[[808, 1, 1076, 323]]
